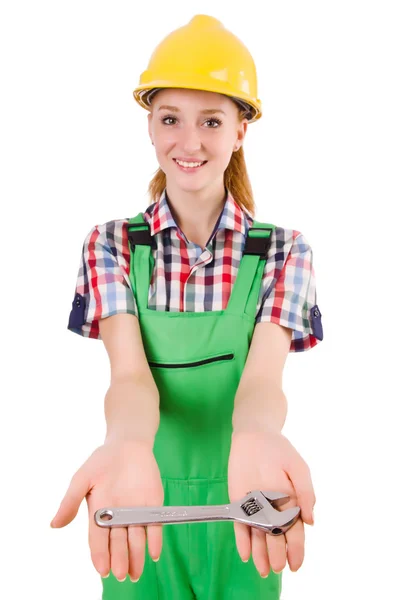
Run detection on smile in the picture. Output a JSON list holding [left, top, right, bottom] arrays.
[[173, 159, 208, 173]]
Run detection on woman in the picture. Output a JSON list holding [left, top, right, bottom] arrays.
[[51, 14, 323, 600]]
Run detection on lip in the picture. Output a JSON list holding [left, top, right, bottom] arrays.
[[173, 158, 208, 174], [173, 158, 207, 163]]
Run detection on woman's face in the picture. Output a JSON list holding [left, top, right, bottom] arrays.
[[148, 88, 248, 192]]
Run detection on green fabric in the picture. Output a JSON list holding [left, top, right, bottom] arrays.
[[102, 213, 281, 599]]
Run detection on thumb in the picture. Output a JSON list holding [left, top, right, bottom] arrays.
[[50, 468, 91, 528], [285, 452, 316, 526]]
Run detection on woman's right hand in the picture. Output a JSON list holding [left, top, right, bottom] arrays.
[[50, 439, 164, 582]]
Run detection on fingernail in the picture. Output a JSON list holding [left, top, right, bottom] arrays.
[[243, 559, 249, 563], [260, 573, 269, 578], [102, 572, 110, 579], [117, 576, 127, 582], [153, 556, 160, 562], [130, 576, 140, 582]]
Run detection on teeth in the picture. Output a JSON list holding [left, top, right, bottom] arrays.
[[175, 159, 205, 168]]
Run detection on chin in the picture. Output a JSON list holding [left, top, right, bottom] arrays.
[[175, 178, 211, 190]]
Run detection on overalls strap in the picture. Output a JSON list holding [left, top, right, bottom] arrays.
[[226, 219, 275, 319], [126, 213, 157, 312]]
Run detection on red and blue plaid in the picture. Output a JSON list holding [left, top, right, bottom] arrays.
[[68, 188, 323, 352]]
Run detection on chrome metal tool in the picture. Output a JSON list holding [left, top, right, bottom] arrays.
[[94, 490, 300, 536]]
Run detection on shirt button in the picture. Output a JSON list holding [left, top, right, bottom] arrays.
[[314, 308, 320, 317]]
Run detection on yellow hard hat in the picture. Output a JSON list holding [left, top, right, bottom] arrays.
[[133, 15, 262, 123]]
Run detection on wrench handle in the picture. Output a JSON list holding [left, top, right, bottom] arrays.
[[94, 504, 231, 527]]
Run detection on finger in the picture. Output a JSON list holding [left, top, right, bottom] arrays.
[[146, 524, 163, 562], [285, 517, 305, 572], [234, 521, 251, 563], [88, 513, 110, 577], [50, 469, 90, 528], [127, 525, 147, 582], [110, 527, 129, 582], [250, 527, 270, 577], [284, 457, 316, 525], [264, 530, 286, 575]]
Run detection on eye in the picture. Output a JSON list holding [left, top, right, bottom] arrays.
[[162, 116, 177, 125], [205, 118, 222, 128], [161, 116, 222, 128]]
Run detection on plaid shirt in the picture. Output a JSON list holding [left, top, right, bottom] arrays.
[[68, 188, 323, 352]]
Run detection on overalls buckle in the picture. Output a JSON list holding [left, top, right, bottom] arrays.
[[127, 222, 157, 250], [243, 227, 273, 259]]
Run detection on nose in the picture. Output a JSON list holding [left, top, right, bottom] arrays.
[[179, 125, 202, 153]]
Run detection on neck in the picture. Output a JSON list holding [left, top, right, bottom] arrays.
[[164, 180, 227, 245]]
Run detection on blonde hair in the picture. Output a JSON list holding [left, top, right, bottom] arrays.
[[146, 104, 256, 218]]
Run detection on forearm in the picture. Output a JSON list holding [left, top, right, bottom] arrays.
[[104, 373, 160, 447], [232, 377, 287, 435]]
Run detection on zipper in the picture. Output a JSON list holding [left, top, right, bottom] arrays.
[[148, 353, 234, 369]]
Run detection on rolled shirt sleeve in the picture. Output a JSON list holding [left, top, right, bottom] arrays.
[[255, 229, 323, 352], [67, 220, 138, 339]]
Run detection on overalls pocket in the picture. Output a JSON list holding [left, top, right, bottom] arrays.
[[148, 352, 234, 369]]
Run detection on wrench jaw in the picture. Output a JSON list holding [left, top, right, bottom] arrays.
[[249, 489, 291, 507], [244, 489, 297, 511], [240, 489, 291, 508], [250, 510, 300, 536], [262, 492, 291, 510], [235, 490, 301, 536], [238, 506, 300, 536]]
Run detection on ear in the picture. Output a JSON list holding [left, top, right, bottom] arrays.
[[236, 120, 248, 150], [147, 112, 153, 144]]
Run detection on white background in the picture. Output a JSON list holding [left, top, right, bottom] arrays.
[[1, 1, 395, 599]]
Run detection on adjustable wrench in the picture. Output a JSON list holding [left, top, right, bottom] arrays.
[[94, 490, 300, 536]]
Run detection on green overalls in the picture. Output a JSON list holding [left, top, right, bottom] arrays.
[[101, 213, 281, 600]]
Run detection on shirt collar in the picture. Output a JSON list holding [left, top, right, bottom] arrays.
[[145, 187, 252, 240]]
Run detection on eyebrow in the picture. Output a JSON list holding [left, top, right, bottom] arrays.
[[157, 105, 226, 116]]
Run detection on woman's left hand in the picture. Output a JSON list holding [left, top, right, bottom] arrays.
[[227, 429, 316, 577]]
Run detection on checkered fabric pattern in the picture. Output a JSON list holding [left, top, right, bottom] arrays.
[[68, 189, 323, 352]]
